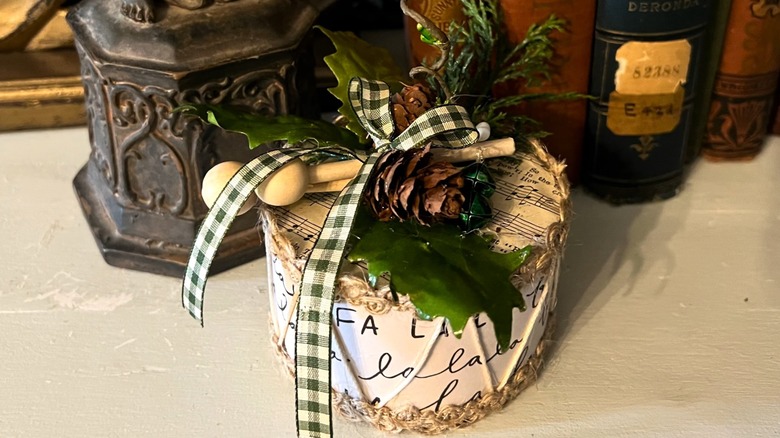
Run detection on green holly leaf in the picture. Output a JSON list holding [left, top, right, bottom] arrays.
[[178, 104, 364, 151], [348, 208, 533, 351], [318, 26, 407, 141]]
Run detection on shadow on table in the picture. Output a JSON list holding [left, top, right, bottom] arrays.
[[550, 186, 690, 354]]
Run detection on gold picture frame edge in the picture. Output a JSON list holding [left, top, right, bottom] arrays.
[[0, 50, 86, 132]]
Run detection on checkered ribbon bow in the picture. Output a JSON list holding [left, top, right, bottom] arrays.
[[182, 77, 478, 437]]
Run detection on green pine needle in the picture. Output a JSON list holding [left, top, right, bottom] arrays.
[[431, 0, 587, 141]]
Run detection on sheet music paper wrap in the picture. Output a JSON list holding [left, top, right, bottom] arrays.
[[262, 146, 568, 431]]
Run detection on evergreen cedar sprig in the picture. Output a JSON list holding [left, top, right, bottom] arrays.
[[432, 0, 588, 141]]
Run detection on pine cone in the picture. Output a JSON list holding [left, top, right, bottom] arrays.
[[367, 145, 466, 225], [391, 83, 434, 135]]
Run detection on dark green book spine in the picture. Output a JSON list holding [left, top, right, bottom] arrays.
[[583, 0, 712, 203]]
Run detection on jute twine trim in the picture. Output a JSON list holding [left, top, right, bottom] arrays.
[[270, 312, 556, 435], [514, 139, 571, 287], [336, 276, 418, 315], [262, 209, 306, 285]]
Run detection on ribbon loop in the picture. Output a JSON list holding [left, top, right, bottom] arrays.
[[348, 78, 393, 149], [348, 77, 479, 153]]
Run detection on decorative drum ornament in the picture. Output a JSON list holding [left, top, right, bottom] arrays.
[[263, 140, 570, 433]]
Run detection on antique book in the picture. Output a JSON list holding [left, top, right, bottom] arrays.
[[702, 0, 780, 160], [687, 0, 733, 163], [495, 0, 597, 185], [583, 0, 712, 203]]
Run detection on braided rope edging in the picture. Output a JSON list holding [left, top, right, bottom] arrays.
[[514, 139, 571, 288], [270, 313, 556, 434]]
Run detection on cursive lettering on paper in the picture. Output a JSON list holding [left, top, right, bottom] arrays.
[[416, 348, 484, 379], [357, 352, 415, 381], [419, 379, 459, 412]]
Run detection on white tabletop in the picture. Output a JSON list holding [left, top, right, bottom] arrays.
[[1, 127, 778, 437]]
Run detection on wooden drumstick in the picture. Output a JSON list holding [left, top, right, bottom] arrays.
[[201, 161, 258, 215], [429, 137, 515, 163], [253, 159, 363, 207], [296, 138, 516, 200], [307, 178, 351, 193], [201, 160, 360, 213], [202, 138, 516, 211]]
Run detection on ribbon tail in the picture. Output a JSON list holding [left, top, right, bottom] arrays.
[[295, 152, 380, 438], [182, 148, 312, 324]]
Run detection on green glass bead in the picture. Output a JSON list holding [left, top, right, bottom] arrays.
[[417, 23, 439, 45], [463, 162, 497, 198], [459, 194, 493, 232]]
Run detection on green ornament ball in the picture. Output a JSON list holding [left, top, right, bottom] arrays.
[[459, 194, 493, 233], [463, 162, 497, 198]]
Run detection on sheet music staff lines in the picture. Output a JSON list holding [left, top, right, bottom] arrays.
[[491, 211, 545, 241], [274, 210, 323, 244], [495, 180, 560, 216], [304, 192, 337, 209]]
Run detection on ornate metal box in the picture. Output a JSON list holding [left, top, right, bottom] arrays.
[[68, 0, 332, 276]]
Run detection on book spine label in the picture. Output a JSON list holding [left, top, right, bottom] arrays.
[[703, 0, 780, 160], [584, 0, 710, 201]]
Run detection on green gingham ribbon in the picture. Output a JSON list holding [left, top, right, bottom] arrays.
[[182, 77, 478, 438]]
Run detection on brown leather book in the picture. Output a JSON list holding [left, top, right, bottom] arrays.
[[494, 0, 597, 185], [703, 0, 780, 160]]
